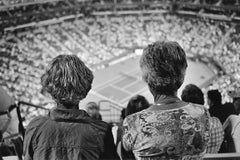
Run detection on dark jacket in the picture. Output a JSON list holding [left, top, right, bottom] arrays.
[[23, 108, 120, 160], [209, 103, 237, 124]]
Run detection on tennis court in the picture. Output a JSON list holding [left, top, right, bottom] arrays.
[[82, 55, 216, 107]]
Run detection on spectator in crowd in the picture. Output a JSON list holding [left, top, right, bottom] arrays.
[[112, 108, 127, 159], [112, 108, 126, 146], [0, 86, 23, 159], [86, 101, 102, 120], [181, 84, 224, 153], [181, 84, 204, 105], [208, 89, 236, 124], [223, 93, 240, 152], [208, 90, 224, 123], [119, 95, 150, 160], [125, 94, 150, 116], [122, 41, 210, 160], [23, 55, 119, 160], [1, 14, 240, 122]]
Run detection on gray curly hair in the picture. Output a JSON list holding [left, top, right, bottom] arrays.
[[41, 55, 93, 107], [140, 41, 188, 95]]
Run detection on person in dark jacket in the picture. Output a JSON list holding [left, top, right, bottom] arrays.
[[23, 55, 119, 160], [208, 89, 236, 124]]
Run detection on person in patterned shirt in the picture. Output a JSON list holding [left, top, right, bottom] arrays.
[[181, 84, 224, 153], [122, 41, 211, 160]]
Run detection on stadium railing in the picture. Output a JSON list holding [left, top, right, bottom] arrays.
[[17, 101, 50, 135], [98, 100, 123, 123], [17, 101, 49, 111], [203, 153, 240, 160]]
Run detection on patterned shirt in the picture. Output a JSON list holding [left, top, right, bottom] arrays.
[[206, 117, 224, 153], [122, 103, 210, 160]]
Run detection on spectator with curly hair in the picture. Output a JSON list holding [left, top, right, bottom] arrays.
[[122, 41, 211, 160], [181, 84, 224, 154], [23, 55, 119, 160]]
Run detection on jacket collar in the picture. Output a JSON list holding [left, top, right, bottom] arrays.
[[49, 108, 93, 123]]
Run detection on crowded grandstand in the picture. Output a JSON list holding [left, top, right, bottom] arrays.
[[1, 0, 240, 159], [1, 1, 240, 105]]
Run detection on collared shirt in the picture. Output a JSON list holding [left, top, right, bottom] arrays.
[[122, 103, 210, 160], [206, 117, 224, 153], [23, 108, 119, 160]]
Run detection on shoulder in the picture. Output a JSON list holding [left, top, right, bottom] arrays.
[[228, 114, 240, 120], [183, 103, 211, 131], [210, 117, 222, 127], [225, 115, 240, 125], [123, 110, 144, 126], [91, 120, 111, 133], [182, 103, 210, 117], [26, 116, 48, 131], [223, 115, 240, 131], [186, 103, 207, 110]]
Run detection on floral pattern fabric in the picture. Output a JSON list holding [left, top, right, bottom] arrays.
[[122, 103, 210, 160]]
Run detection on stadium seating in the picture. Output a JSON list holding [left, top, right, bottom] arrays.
[[0, 14, 240, 120]]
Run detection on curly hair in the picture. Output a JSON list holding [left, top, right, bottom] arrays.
[[41, 55, 93, 107], [181, 84, 204, 105], [140, 41, 188, 95]]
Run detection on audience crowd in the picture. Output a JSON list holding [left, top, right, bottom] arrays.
[[0, 39, 240, 159], [1, 14, 239, 105], [1, 14, 240, 126]]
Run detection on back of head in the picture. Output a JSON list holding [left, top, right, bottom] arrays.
[[140, 41, 188, 96], [126, 95, 150, 116], [41, 55, 93, 108], [207, 90, 222, 106], [181, 84, 204, 105], [86, 102, 99, 110], [86, 102, 101, 120]]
